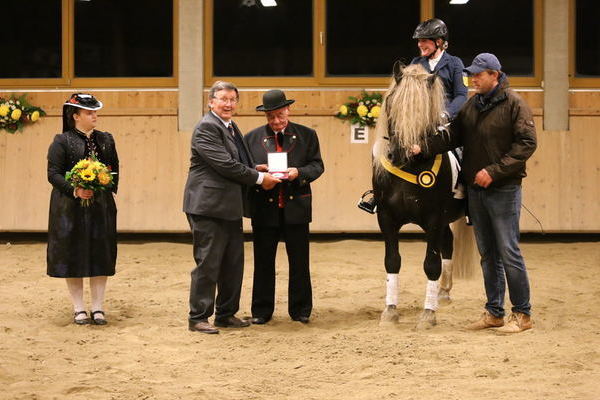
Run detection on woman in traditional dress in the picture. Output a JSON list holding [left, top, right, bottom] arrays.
[[47, 93, 119, 325]]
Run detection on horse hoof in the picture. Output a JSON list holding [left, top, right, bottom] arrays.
[[379, 305, 399, 326], [415, 309, 437, 330], [438, 289, 452, 304]]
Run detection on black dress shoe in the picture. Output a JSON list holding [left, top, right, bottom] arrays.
[[189, 321, 219, 334], [292, 316, 310, 324], [251, 317, 269, 325], [214, 316, 250, 328]]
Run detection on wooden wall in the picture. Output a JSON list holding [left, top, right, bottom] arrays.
[[0, 89, 598, 232]]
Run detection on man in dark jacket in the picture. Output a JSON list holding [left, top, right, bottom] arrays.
[[415, 53, 537, 333], [244, 90, 324, 324]]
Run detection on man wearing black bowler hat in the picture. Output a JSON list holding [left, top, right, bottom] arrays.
[[244, 90, 324, 324]]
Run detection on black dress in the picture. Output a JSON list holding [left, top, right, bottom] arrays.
[[46, 129, 119, 278]]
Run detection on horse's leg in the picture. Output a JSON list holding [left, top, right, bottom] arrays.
[[439, 225, 454, 303], [377, 209, 402, 325], [416, 225, 444, 330]]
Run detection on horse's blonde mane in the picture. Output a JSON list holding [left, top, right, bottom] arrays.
[[373, 64, 447, 167]]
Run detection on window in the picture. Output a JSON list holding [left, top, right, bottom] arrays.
[[0, 0, 177, 88], [2, 1, 62, 79], [571, 0, 600, 86], [205, 0, 542, 87], [326, 0, 420, 76], [75, 0, 173, 78], [213, 0, 312, 76], [435, 0, 540, 84]]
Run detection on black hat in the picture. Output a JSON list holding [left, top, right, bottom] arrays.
[[256, 89, 295, 112], [63, 93, 103, 111], [412, 18, 448, 41], [62, 93, 103, 132]]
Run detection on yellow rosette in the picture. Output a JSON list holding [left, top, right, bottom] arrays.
[[357, 105, 368, 117], [339, 105, 348, 116], [0, 104, 9, 117], [10, 108, 22, 121], [370, 105, 381, 118], [30, 111, 40, 122]]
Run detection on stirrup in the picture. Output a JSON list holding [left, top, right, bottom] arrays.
[[357, 190, 377, 214]]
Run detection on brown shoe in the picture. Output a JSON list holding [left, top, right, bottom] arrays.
[[214, 316, 250, 328], [496, 312, 532, 333], [189, 321, 219, 334], [465, 311, 504, 330]]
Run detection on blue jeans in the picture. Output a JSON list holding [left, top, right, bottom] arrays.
[[468, 185, 531, 317]]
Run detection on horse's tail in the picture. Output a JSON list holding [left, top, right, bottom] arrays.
[[450, 218, 479, 278]]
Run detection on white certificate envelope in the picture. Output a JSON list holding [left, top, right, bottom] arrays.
[[267, 152, 288, 179], [267, 152, 288, 172]]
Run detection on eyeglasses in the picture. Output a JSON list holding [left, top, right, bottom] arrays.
[[213, 97, 238, 105]]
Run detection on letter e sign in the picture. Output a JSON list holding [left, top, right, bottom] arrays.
[[350, 124, 368, 144]]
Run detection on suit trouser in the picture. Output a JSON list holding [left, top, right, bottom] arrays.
[[186, 214, 244, 323], [251, 222, 312, 320]]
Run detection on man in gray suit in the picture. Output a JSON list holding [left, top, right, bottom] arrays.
[[183, 81, 279, 334]]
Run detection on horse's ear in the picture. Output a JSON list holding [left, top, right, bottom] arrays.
[[393, 61, 403, 84], [427, 72, 438, 88]]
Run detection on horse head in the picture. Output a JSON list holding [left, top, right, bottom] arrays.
[[373, 63, 447, 169]]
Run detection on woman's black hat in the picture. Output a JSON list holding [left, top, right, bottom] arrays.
[[256, 89, 295, 112], [62, 93, 103, 132]]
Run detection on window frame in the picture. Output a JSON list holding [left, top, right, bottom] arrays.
[[204, 0, 543, 87], [569, 0, 600, 88], [0, 0, 178, 88]]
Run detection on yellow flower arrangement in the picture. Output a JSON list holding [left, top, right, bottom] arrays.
[[65, 156, 116, 207], [334, 91, 383, 128], [0, 94, 46, 133]]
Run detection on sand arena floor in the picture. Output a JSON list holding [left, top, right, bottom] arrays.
[[1, 238, 599, 400]]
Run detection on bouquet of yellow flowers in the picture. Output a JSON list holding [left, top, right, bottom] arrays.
[[0, 94, 46, 133], [65, 156, 116, 206], [334, 91, 383, 128]]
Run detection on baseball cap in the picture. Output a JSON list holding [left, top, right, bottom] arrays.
[[464, 53, 502, 75]]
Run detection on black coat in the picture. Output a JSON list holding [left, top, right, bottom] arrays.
[[46, 129, 119, 278], [424, 76, 537, 187], [244, 121, 324, 226]]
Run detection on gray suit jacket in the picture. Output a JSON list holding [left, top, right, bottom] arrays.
[[183, 112, 258, 220]]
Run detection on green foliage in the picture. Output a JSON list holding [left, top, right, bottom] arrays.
[[334, 91, 383, 128]]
